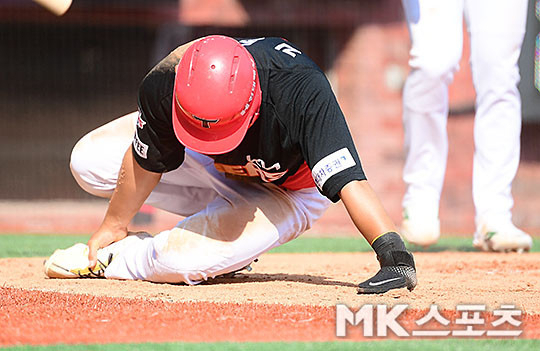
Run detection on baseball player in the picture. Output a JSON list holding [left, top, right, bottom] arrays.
[[44, 35, 417, 294], [400, 0, 533, 252]]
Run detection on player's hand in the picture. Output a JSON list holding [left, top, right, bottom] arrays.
[[87, 226, 128, 269]]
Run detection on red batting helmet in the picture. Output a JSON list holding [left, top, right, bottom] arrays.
[[172, 35, 262, 154]]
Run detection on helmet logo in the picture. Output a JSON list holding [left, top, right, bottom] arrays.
[[192, 115, 219, 129], [175, 93, 219, 128]]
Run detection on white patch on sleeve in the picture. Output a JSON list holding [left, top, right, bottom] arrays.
[[311, 148, 356, 189], [133, 130, 148, 159]]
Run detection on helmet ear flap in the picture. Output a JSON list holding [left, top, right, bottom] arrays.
[[172, 35, 262, 155]]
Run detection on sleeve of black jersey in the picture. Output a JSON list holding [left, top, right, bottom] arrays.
[[133, 72, 185, 173], [290, 70, 367, 202]]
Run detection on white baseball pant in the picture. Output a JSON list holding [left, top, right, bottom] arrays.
[[70, 112, 331, 284], [401, 0, 528, 226]]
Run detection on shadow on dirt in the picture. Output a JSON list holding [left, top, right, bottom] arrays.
[[204, 272, 359, 288]]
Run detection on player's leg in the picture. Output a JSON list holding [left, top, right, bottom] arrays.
[[400, 0, 464, 246], [69, 112, 218, 215], [465, 0, 532, 252], [104, 165, 331, 284], [46, 114, 225, 278], [68, 122, 331, 283], [70, 111, 138, 198]]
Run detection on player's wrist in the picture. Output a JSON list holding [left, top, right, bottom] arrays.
[[371, 232, 415, 269], [99, 217, 129, 234]]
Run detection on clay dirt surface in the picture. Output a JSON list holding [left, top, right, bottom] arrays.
[[1, 252, 539, 345]]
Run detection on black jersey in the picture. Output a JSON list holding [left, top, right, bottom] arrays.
[[133, 37, 366, 202]]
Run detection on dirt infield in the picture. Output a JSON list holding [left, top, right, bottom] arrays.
[[1, 252, 539, 345]]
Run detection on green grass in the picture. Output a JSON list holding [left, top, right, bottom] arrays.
[[271, 236, 540, 253], [0, 234, 90, 258], [0, 234, 538, 258], [1, 340, 538, 351], [269, 236, 373, 253], [270, 235, 540, 253]]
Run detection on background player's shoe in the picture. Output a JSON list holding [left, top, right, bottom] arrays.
[[473, 222, 532, 253], [44, 231, 152, 278], [401, 207, 440, 247]]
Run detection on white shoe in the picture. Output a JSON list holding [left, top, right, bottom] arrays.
[[44, 231, 152, 278], [473, 222, 532, 253], [401, 207, 440, 247]]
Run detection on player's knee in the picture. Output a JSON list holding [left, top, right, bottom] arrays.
[[471, 60, 520, 95], [411, 55, 460, 82], [70, 135, 114, 198], [70, 136, 92, 189]]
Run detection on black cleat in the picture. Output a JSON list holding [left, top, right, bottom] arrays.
[[358, 265, 417, 294]]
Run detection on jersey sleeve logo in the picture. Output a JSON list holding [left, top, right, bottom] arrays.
[[312, 148, 356, 190], [136, 111, 146, 129], [133, 130, 149, 159]]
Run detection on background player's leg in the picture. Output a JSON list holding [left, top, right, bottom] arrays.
[[400, 0, 464, 245], [466, 0, 527, 226], [465, 0, 532, 251]]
